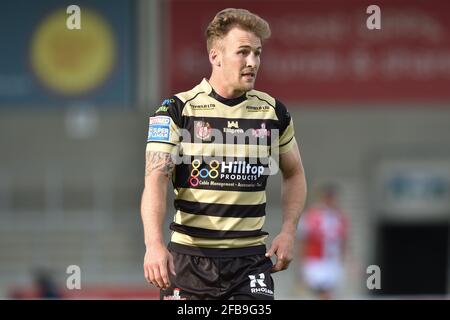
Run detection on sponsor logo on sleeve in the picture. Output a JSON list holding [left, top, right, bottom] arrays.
[[148, 116, 171, 142], [155, 105, 169, 113], [162, 98, 175, 106], [155, 98, 175, 113]]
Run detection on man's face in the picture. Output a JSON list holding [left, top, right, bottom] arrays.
[[217, 27, 262, 94]]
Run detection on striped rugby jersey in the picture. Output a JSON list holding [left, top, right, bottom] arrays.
[[146, 78, 296, 257]]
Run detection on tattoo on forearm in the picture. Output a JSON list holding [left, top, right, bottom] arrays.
[[145, 151, 175, 177]]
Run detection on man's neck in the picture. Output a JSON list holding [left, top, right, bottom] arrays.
[[208, 75, 245, 99]]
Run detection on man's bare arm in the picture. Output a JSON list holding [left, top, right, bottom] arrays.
[[145, 151, 175, 177], [141, 150, 176, 289], [266, 140, 307, 273], [279, 140, 306, 238]]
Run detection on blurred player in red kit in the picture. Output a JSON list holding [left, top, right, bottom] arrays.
[[297, 184, 349, 299]]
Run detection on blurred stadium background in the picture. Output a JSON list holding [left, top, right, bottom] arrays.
[[1, 0, 450, 299]]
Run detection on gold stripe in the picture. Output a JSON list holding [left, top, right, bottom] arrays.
[[171, 231, 267, 248], [181, 143, 270, 158], [176, 188, 266, 205], [174, 211, 265, 231]]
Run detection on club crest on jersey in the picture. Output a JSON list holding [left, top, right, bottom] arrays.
[[252, 123, 271, 138], [194, 121, 212, 141]]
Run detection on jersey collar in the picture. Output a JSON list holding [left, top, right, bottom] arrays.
[[200, 78, 248, 107]]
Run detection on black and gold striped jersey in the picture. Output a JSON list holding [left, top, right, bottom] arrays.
[[146, 78, 296, 257]]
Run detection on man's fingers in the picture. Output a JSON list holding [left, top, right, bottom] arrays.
[[271, 256, 290, 273], [271, 260, 283, 273], [146, 266, 155, 284], [265, 245, 276, 258], [143, 247, 175, 289], [144, 265, 150, 282], [152, 266, 165, 289], [159, 264, 170, 289], [168, 253, 177, 276]]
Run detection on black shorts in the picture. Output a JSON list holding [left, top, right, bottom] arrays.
[[160, 251, 275, 300]]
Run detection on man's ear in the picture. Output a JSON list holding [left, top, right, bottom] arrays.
[[209, 47, 221, 67]]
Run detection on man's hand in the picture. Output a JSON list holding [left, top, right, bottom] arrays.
[[143, 242, 176, 289], [265, 232, 295, 273], [141, 150, 176, 289], [267, 140, 306, 274]]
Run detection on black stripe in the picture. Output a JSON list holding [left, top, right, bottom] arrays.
[[147, 140, 177, 146], [152, 95, 185, 128], [174, 200, 266, 217], [173, 160, 270, 192], [170, 223, 268, 239], [275, 99, 291, 135], [169, 242, 266, 257], [168, 242, 266, 257], [181, 116, 277, 146], [186, 116, 278, 131]]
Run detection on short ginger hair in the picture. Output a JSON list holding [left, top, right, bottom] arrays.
[[205, 8, 271, 52]]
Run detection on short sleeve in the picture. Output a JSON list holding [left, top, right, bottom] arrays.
[[274, 99, 296, 154], [146, 96, 183, 154]]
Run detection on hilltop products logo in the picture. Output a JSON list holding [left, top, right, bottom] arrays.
[[189, 159, 219, 187], [189, 159, 266, 187], [221, 161, 265, 179]]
